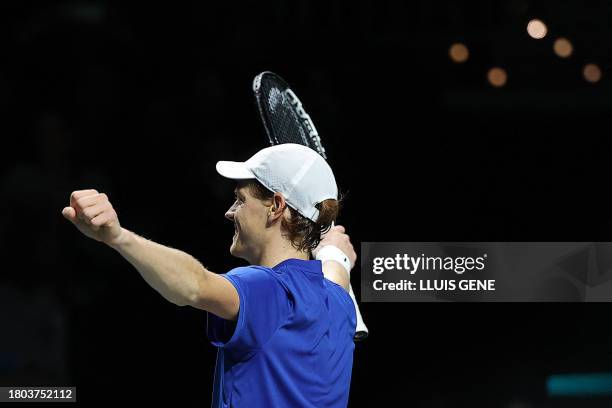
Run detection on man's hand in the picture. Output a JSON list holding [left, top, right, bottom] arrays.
[[62, 189, 124, 246], [315, 225, 357, 292], [314, 225, 357, 269]]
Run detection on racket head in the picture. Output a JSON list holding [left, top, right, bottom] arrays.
[[253, 71, 327, 159]]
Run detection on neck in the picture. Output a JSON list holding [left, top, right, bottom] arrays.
[[253, 236, 310, 268]]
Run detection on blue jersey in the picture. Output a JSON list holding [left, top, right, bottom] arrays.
[[207, 258, 356, 408]]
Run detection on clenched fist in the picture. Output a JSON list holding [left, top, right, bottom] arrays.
[[62, 189, 124, 246]]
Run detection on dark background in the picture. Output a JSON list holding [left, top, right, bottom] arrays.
[[1, 1, 611, 406]]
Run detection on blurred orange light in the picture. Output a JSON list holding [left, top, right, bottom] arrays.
[[449, 43, 469, 63], [487, 67, 508, 87], [527, 19, 547, 39], [553, 38, 573, 58], [583, 64, 602, 83]]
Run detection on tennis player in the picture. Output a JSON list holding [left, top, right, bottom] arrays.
[[62, 143, 357, 407]]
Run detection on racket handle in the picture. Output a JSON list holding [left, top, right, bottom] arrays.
[[348, 283, 369, 341]]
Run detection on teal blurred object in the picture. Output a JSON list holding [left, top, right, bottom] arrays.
[[547, 373, 612, 396]]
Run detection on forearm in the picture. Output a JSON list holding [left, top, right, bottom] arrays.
[[109, 228, 208, 306]]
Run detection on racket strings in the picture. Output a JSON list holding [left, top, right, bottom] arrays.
[[260, 81, 310, 146]]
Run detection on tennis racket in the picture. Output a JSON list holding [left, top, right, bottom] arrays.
[[252, 71, 369, 341]]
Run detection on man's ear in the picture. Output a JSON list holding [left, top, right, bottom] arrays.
[[270, 193, 287, 220]]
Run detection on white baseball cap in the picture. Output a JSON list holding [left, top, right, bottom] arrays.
[[216, 143, 338, 222]]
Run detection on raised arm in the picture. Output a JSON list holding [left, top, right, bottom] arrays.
[[62, 189, 239, 320]]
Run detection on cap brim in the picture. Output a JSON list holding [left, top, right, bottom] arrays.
[[215, 161, 256, 180]]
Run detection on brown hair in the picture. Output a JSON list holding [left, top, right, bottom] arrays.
[[242, 180, 340, 253]]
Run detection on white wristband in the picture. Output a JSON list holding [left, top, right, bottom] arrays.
[[315, 245, 351, 274]]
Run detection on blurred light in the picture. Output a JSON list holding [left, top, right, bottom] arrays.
[[487, 67, 508, 87], [583, 64, 602, 83], [553, 37, 573, 58], [547, 373, 612, 396], [449, 43, 469, 63], [527, 19, 547, 39]]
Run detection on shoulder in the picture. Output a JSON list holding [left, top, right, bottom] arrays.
[[325, 279, 356, 318], [224, 265, 287, 293], [225, 265, 279, 280]]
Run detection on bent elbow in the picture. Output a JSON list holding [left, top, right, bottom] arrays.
[[164, 292, 191, 307], [185, 291, 203, 308], [184, 271, 211, 309]]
